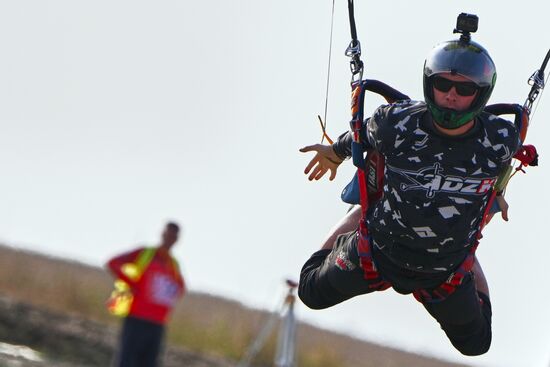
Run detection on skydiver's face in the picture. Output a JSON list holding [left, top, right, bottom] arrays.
[[432, 73, 479, 112]]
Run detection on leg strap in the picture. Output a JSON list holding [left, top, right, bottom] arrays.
[[413, 241, 479, 303], [356, 229, 392, 291]]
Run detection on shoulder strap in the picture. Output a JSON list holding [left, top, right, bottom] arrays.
[[484, 103, 529, 142], [135, 247, 156, 277]]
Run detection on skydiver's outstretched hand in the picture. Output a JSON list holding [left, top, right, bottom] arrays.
[[300, 144, 344, 181]]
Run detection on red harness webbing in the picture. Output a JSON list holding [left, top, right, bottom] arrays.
[[350, 81, 392, 291]]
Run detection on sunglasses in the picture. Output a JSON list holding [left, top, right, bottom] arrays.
[[432, 76, 479, 97]]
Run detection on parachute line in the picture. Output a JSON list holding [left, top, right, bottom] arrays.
[[321, 0, 336, 144]]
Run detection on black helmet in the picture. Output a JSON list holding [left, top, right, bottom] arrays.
[[423, 39, 496, 129]]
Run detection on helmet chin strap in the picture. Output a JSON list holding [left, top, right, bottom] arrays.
[[442, 109, 468, 128], [428, 102, 476, 129], [431, 113, 476, 137]]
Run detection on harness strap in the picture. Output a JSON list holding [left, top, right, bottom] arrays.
[[349, 79, 391, 291], [357, 229, 391, 291], [412, 242, 478, 303]]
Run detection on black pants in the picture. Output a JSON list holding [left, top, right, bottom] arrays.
[[114, 316, 165, 367], [299, 231, 492, 356]]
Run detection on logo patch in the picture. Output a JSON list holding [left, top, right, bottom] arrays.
[[387, 163, 496, 198], [335, 250, 356, 271]]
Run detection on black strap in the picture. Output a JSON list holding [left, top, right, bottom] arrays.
[[362, 79, 410, 103], [345, 0, 363, 77], [347, 0, 358, 45]]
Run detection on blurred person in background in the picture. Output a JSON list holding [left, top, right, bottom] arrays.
[[106, 222, 185, 367]]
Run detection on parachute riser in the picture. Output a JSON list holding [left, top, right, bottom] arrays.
[[345, 0, 364, 83]]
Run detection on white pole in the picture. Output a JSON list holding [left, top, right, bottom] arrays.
[[274, 280, 297, 367], [236, 280, 298, 367]]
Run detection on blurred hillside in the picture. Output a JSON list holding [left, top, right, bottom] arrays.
[[0, 244, 471, 367]]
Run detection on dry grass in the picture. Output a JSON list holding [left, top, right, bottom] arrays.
[[0, 244, 470, 367]]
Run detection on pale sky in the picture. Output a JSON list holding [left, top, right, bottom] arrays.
[[1, 1, 549, 367]]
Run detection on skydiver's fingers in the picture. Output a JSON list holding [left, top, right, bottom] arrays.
[[500, 203, 509, 222], [314, 168, 327, 180], [496, 195, 509, 221], [501, 209, 509, 222], [304, 156, 320, 175], [308, 165, 323, 181], [299, 144, 321, 153], [329, 168, 337, 181]]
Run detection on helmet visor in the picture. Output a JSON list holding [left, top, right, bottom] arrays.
[[424, 41, 496, 87]]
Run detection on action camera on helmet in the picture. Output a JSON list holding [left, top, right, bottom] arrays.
[[454, 13, 478, 42]]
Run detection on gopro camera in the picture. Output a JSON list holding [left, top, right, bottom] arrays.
[[456, 13, 478, 33], [454, 13, 478, 42]]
